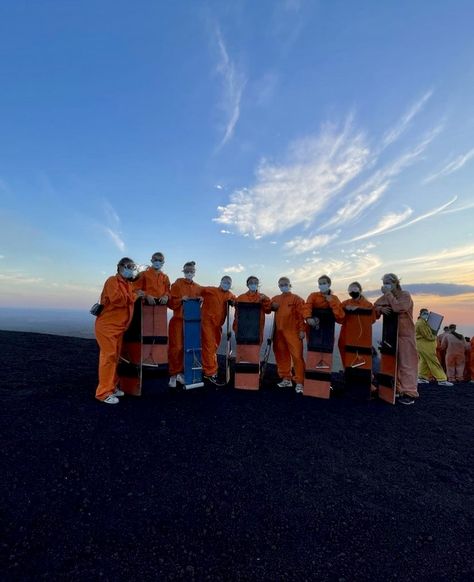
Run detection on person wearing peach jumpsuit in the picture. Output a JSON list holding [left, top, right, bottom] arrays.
[[441, 325, 466, 382], [374, 273, 419, 405]]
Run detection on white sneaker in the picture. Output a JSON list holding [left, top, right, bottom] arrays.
[[277, 379, 292, 388], [113, 388, 125, 397], [102, 395, 119, 404], [295, 383, 303, 394], [417, 378, 430, 384], [438, 380, 454, 386], [177, 373, 185, 384], [168, 375, 177, 388]]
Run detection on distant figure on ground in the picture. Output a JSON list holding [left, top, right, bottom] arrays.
[[415, 309, 452, 386], [441, 324, 466, 382], [95, 258, 144, 404], [271, 277, 306, 394], [133, 251, 170, 305], [200, 276, 236, 385], [168, 261, 203, 388], [374, 273, 419, 405]]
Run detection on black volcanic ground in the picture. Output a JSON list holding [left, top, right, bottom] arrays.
[[1, 330, 473, 581]]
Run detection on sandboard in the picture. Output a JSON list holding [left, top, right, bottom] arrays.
[[342, 307, 373, 400], [304, 308, 335, 399], [141, 303, 168, 377], [376, 312, 399, 404], [234, 302, 261, 390], [183, 299, 204, 390], [118, 299, 142, 396]]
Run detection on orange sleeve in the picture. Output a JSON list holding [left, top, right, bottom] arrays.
[[296, 295, 306, 333], [168, 280, 184, 311], [302, 293, 315, 319], [331, 296, 345, 324], [132, 273, 145, 291]]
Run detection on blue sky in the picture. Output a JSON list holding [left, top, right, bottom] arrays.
[[0, 0, 473, 324]]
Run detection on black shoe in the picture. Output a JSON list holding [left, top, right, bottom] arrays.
[[398, 395, 415, 406], [204, 374, 226, 387]]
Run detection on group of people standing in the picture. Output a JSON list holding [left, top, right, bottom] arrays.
[[94, 252, 469, 407]]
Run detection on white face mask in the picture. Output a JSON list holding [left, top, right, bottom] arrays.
[[382, 283, 393, 292], [220, 281, 231, 291], [279, 285, 290, 293], [248, 283, 258, 292], [152, 260, 163, 270], [421, 313, 429, 321], [319, 283, 330, 293], [184, 272, 195, 281]]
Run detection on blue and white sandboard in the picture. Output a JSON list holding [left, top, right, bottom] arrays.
[[183, 298, 204, 390]]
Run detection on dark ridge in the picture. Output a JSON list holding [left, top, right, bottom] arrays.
[[1, 330, 473, 580]]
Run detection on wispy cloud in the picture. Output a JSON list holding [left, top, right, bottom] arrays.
[[423, 147, 474, 183], [288, 252, 382, 287], [223, 263, 245, 273], [102, 201, 125, 251], [403, 283, 474, 296], [382, 90, 433, 148], [284, 233, 339, 254], [347, 195, 457, 242], [347, 207, 413, 242], [215, 25, 246, 148], [323, 124, 444, 230], [214, 117, 370, 237], [0, 273, 43, 284]]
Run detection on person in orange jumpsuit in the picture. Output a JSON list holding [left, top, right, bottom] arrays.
[[441, 325, 466, 382], [374, 273, 419, 405], [463, 337, 471, 381], [415, 309, 452, 386], [436, 326, 449, 372], [337, 281, 376, 368], [167, 261, 203, 387], [233, 276, 272, 341], [95, 257, 144, 404], [270, 277, 306, 394], [133, 251, 171, 305], [303, 275, 345, 328], [200, 276, 236, 384]]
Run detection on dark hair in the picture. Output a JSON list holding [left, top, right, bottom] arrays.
[[349, 281, 362, 292], [117, 257, 134, 272], [246, 275, 259, 285]]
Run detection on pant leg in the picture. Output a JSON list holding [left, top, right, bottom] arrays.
[[285, 332, 305, 384], [446, 352, 456, 381], [273, 330, 291, 379], [168, 316, 184, 375], [418, 351, 431, 379], [454, 354, 465, 381], [201, 322, 220, 376], [424, 349, 447, 381], [95, 326, 124, 400]]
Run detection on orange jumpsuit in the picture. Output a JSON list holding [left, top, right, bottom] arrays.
[[463, 341, 471, 381], [338, 296, 375, 367], [441, 332, 466, 381], [133, 268, 171, 299], [302, 292, 345, 325], [200, 286, 236, 376], [168, 278, 203, 376], [233, 291, 272, 341], [271, 292, 306, 384], [95, 275, 136, 401], [374, 291, 419, 398]]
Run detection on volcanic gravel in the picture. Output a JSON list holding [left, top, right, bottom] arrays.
[[1, 330, 473, 581]]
